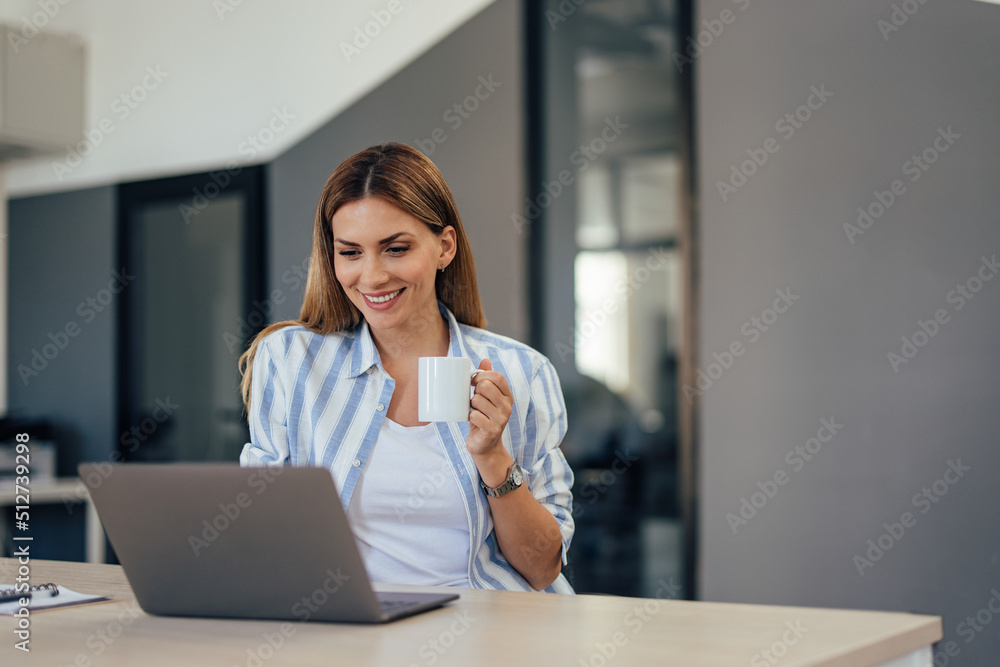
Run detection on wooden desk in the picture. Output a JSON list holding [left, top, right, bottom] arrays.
[[0, 559, 940, 666]]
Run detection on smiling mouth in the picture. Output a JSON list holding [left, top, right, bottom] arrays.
[[363, 288, 403, 304]]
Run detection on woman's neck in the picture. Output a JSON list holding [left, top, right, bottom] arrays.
[[369, 307, 450, 370]]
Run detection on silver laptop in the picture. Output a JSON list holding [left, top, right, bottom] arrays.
[[79, 463, 458, 623]]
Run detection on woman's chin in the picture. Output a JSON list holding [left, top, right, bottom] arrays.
[[360, 299, 409, 330]]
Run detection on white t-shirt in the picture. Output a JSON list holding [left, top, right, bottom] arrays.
[[346, 417, 471, 587]]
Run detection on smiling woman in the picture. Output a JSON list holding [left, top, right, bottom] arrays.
[[332, 198, 458, 341], [276, 142, 486, 338], [237, 142, 576, 593]]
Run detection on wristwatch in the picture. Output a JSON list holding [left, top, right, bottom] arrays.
[[481, 463, 523, 498]]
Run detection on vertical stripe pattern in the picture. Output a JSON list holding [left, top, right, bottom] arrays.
[[241, 304, 575, 593]]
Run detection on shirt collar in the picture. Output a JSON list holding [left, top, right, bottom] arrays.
[[346, 319, 377, 378], [346, 301, 476, 378]]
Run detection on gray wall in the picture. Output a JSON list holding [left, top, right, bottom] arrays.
[[697, 0, 1000, 663], [8, 186, 118, 473], [267, 0, 526, 339]]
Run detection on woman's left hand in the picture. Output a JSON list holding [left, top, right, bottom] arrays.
[[467, 359, 514, 463]]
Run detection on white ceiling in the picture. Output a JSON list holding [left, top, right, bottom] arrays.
[[0, 0, 495, 197]]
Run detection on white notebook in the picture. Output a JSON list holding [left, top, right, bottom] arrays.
[[0, 584, 110, 614]]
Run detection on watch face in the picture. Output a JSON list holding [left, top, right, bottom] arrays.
[[511, 467, 523, 485]]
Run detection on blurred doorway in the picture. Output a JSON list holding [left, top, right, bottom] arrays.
[[528, 0, 694, 598], [117, 167, 265, 463]]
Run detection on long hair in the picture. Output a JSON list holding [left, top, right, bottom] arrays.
[[239, 141, 486, 411]]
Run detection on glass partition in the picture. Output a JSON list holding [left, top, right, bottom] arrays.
[[529, 0, 691, 598]]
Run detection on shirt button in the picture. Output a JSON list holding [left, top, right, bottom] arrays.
[[352, 459, 361, 468], [366, 367, 373, 375], [376, 403, 385, 411]]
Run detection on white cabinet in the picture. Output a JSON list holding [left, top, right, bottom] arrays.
[[0, 24, 85, 161]]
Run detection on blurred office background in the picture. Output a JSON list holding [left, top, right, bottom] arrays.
[[1, 1, 999, 664]]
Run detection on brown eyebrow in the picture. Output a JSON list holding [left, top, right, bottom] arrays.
[[333, 232, 411, 247]]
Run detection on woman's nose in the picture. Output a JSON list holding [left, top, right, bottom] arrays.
[[360, 256, 389, 286]]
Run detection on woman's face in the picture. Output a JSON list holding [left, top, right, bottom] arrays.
[[331, 197, 456, 336]]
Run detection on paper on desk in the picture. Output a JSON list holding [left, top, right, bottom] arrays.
[[0, 585, 111, 614]]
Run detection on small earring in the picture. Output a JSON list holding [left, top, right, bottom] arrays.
[[439, 263, 445, 272]]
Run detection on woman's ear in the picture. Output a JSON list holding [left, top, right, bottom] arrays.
[[440, 225, 458, 267]]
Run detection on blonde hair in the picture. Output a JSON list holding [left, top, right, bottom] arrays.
[[239, 142, 486, 411]]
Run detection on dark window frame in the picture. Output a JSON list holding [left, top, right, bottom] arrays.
[[115, 166, 267, 462]]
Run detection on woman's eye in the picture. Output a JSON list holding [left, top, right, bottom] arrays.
[[387, 246, 409, 255], [338, 249, 359, 258]]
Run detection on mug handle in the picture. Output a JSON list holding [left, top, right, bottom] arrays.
[[468, 363, 482, 399]]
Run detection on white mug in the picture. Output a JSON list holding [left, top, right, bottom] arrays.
[[418, 357, 480, 422]]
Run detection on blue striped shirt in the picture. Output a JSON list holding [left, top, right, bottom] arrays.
[[240, 303, 575, 593]]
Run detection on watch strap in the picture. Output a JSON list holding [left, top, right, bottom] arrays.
[[481, 463, 522, 498]]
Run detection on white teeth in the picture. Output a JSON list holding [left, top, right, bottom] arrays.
[[364, 289, 401, 304]]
